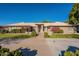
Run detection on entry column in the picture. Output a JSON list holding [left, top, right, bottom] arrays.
[[44, 26, 48, 32], [40, 25, 44, 32]]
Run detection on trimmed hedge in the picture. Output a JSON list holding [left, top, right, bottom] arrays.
[[46, 34, 79, 39], [12, 35, 31, 39], [0, 34, 32, 39]]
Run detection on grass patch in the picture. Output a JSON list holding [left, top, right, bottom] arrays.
[[46, 33, 79, 39], [0, 34, 19, 38], [0, 33, 32, 39], [12, 35, 31, 39]]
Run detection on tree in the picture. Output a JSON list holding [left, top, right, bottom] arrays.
[[68, 3, 79, 25], [74, 9, 79, 23]]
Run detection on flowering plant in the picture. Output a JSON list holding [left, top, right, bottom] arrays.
[[50, 27, 63, 33]]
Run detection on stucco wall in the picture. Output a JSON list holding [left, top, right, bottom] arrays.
[[8, 27, 22, 31], [47, 26, 76, 34], [59, 26, 75, 34]]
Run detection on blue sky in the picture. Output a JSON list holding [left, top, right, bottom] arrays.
[[0, 3, 73, 25]]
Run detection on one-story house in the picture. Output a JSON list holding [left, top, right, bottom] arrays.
[[0, 22, 79, 34]]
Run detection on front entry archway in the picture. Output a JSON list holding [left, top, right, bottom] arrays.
[[36, 24, 44, 33]]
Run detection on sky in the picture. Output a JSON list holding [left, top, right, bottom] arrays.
[[0, 3, 73, 25]]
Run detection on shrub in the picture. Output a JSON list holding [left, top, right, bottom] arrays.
[[0, 30, 9, 33], [57, 30, 63, 33], [50, 27, 60, 32], [60, 47, 79, 56], [10, 29, 21, 33], [44, 32, 49, 37], [0, 46, 22, 56], [75, 49, 79, 56], [31, 31, 37, 37], [72, 34, 79, 39], [9, 49, 22, 56], [1, 48, 9, 52], [64, 51, 75, 56], [11, 29, 26, 33], [50, 27, 63, 33]]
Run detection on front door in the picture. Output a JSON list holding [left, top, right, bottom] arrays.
[[38, 25, 42, 32], [36, 24, 44, 33]]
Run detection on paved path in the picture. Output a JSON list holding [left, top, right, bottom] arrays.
[[1, 32, 52, 56]]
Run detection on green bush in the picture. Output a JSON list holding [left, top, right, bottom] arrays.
[[63, 49, 79, 56], [61, 48, 79, 56], [64, 51, 75, 56], [0, 48, 10, 56], [44, 32, 49, 37], [58, 30, 63, 33], [0, 46, 22, 56], [48, 34, 79, 39], [75, 49, 79, 56], [72, 34, 79, 39], [31, 31, 37, 37], [9, 50, 22, 56]]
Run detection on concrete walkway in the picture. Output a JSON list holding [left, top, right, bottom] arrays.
[[1, 32, 52, 56]]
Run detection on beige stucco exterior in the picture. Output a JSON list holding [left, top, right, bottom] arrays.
[[2, 22, 77, 34]]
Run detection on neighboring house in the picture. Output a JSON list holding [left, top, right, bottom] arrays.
[[0, 22, 78, 34]]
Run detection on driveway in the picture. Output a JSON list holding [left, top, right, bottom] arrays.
[[46, 38, 79, 56], [1, 33, 79, 56]]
